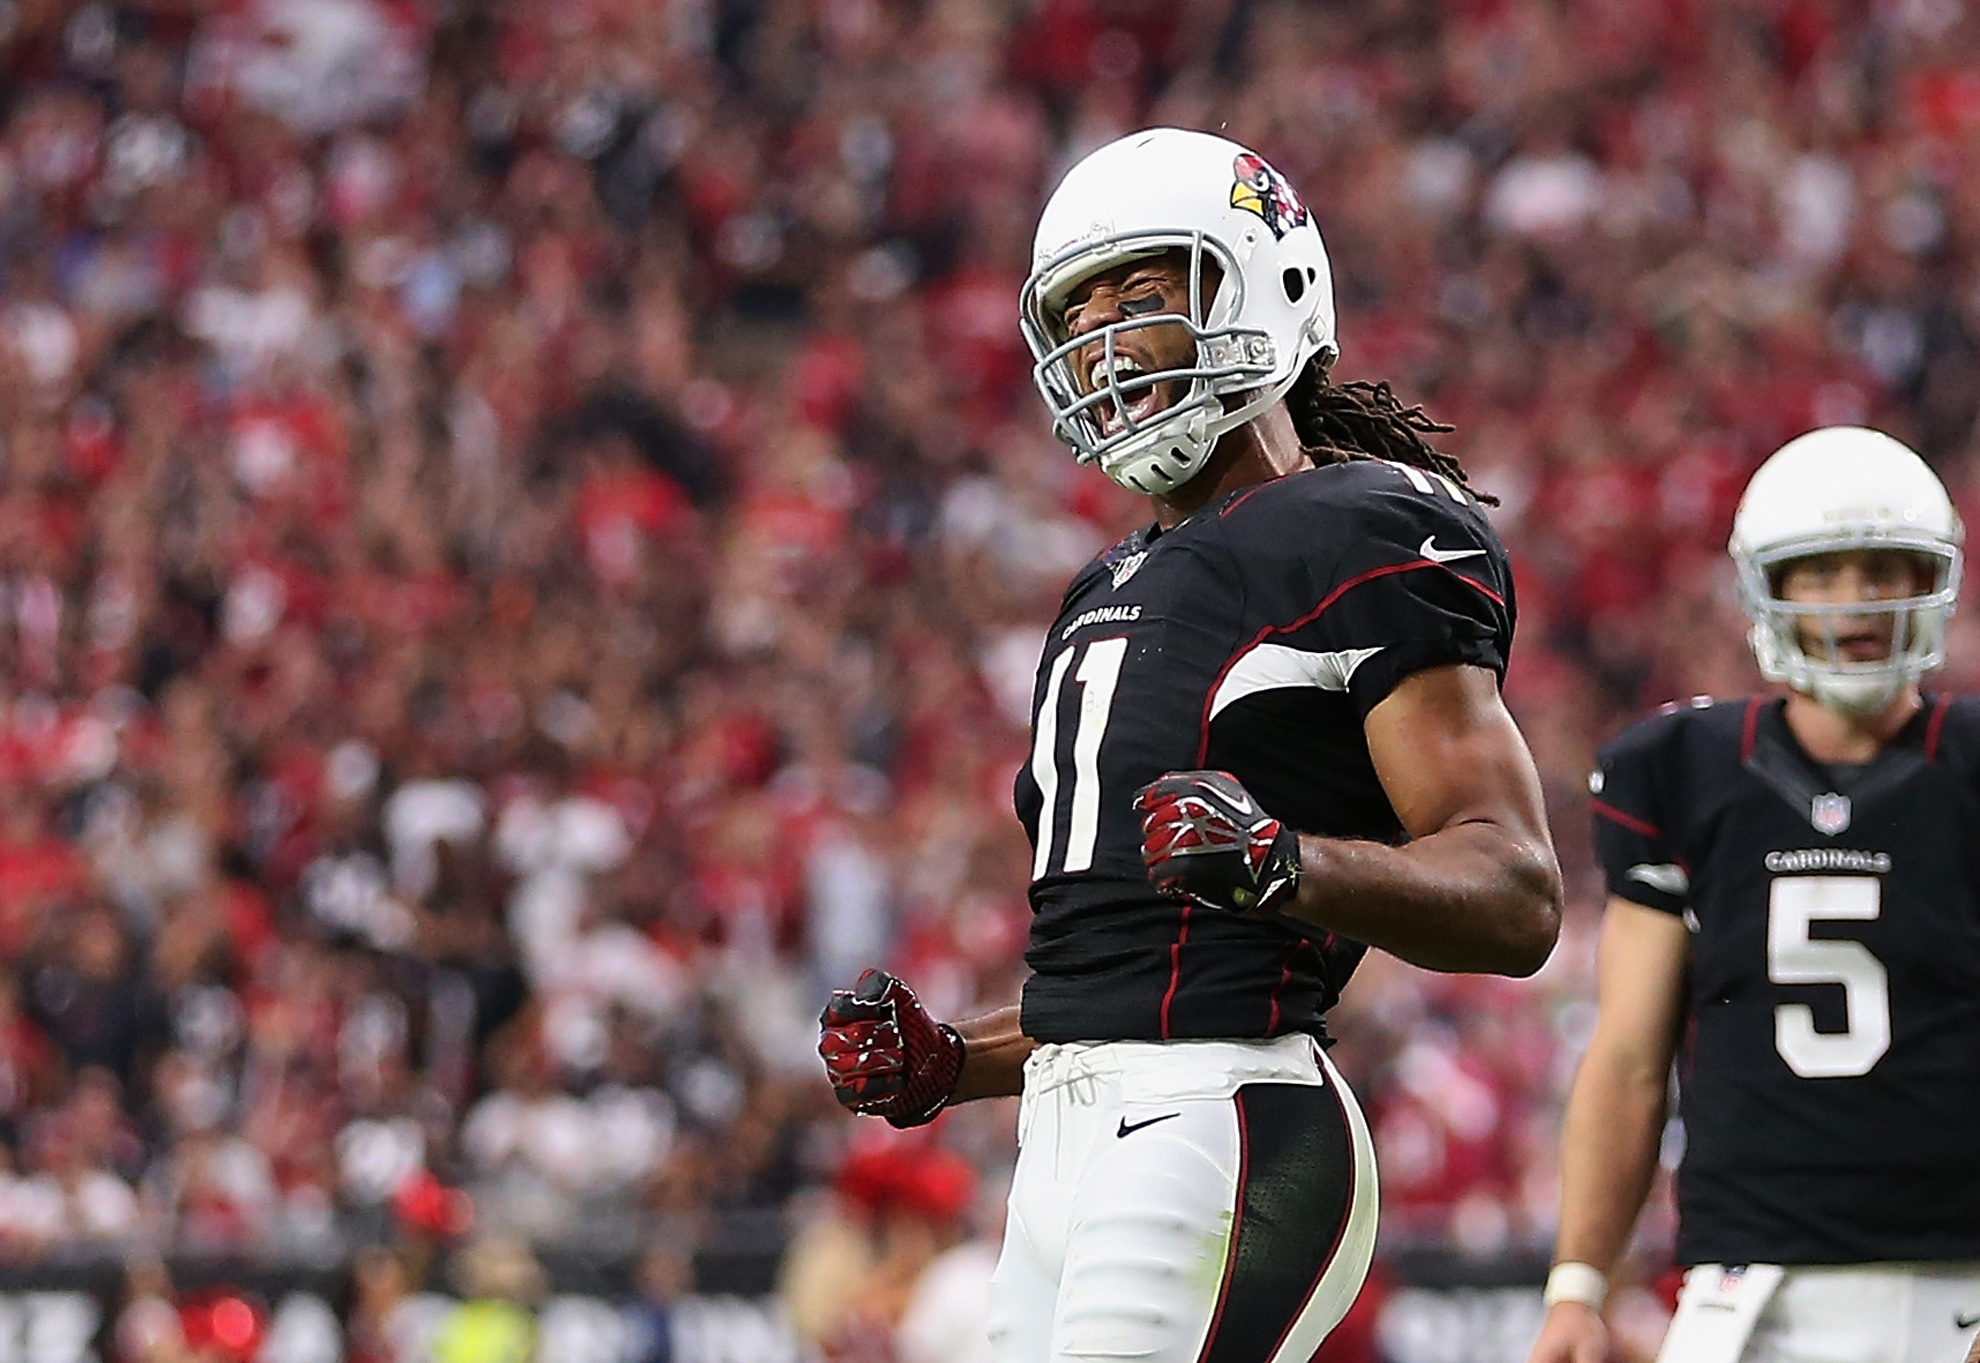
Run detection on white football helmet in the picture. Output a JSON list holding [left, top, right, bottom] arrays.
[[1729, 426, 1964, 715], [1019, 128, 1336, 495]]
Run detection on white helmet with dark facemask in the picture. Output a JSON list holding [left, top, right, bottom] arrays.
[[1730, 426, 1964, 715], [1019, 128, 1336, 496]]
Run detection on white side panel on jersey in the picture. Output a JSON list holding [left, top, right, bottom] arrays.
[[1208, 643, 1383, 721]]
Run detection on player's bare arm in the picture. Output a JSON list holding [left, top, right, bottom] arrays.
[[1526, 897, 1688, 1363], [948, 1005, 1035, 1102], [1288, 662, 1562, 976], [1136, 666, 1562, 976]]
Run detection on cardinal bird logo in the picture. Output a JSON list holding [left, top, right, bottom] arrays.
[[1230, 153, 1310, 240]]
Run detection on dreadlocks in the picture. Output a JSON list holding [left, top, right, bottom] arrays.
[[1286, 354, 1494, 505]]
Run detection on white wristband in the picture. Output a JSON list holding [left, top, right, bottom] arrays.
[[1542, 1261, 1608, 1310]]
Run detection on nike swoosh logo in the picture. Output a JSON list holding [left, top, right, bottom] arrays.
[[1957, 1310, 1980, 1329], [1117, 1113, 1180, 1138], [1419, 536, 1487, 564]]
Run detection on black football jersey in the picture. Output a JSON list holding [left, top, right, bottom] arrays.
[[1594, 696, 1980, 1266], [1013, 458, 1515, 1043]]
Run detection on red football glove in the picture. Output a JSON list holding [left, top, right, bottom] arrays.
[[1134, 770, 1303, 916], [818, 969, 964, 1129]]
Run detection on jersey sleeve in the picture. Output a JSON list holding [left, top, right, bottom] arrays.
[[1230, 463, 1516, 719], [1591, 711, 1689, 915]]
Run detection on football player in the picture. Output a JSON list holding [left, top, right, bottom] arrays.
[[1528, 427, 1980, 1363], [820, 127, 1564, 1362]]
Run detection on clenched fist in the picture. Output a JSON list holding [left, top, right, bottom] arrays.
[[1134, 770, 1302, 916], [818, 969, 964, 1129]]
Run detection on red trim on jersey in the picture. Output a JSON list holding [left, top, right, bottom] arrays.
[[1219, 484, 1271, 519], [1590, 799, 1660, 839], [1194, 560, 1506, 764], [1433, 561, 1503, 607], [1925, 695, 1949, 761], [1266, 944, 1299, 1034], [1740, 696, 1763, 762], [1159, 904, 1192, 1040], [1262, 1071, 1360, 1361], [1195, 1090, 1253, 1363]]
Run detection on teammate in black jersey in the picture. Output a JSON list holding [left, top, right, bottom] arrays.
[[1529, 426, 1980, 1363], [818, 127, 1563, 1362]]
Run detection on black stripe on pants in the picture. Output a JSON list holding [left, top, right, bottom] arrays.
[[1196, 1081, 1357, 1363]]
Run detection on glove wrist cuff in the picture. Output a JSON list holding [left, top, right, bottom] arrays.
[[887, 1023, 966, 1129], [1272, 826, 1305, 910]]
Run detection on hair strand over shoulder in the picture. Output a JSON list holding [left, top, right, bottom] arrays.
[[1285, 355, 1494, 504]]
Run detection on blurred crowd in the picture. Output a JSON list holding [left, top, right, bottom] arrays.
[[2, 0, 1980, 1356]]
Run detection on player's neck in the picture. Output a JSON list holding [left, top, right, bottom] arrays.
[[1148, 405, 1308, 530], [1783, 687, 1923, 765]]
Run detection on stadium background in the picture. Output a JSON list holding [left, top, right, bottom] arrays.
[[0, 0, 1976, 1359]]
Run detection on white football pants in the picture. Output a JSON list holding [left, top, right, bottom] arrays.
[[986, 1034, 1378, 1362], [1660, 1261, 1980, 1363]]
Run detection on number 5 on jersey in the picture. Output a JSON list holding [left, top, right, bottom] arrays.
[[1030, 637, 1128, 878], [1768, 875, 1890, 1079]]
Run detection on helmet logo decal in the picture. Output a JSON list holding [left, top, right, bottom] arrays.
[[1229, 153, 1309, 240]]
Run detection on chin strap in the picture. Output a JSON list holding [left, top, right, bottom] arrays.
[[1751, 624, 1919, 719], [1805, 674, 1908, 717], [1105, 407, 1215, 495]]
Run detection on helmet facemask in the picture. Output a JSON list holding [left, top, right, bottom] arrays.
[[1736, 536, 1962, 716], [1019, 230, 1291, 496]]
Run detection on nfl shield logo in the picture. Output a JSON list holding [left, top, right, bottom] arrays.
[[1810, 792, 1852, 835], [1110, 551, 1148, 589]]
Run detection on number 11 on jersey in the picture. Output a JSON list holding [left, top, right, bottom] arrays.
[[1031, 637, 1128, 878]]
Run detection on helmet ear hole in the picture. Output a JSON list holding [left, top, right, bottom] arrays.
[[1281, 267, 1305, 304]]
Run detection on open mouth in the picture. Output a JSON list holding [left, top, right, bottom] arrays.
[[1802, 620, 1897, 664], [1086, 352, 1168, 437], [1832, 631, 1894, 663]]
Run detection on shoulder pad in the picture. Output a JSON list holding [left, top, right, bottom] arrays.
[[1596, 696, 1751, 778], [1221, 460, 1501, 561], [1925, 694, 1980, 756]]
